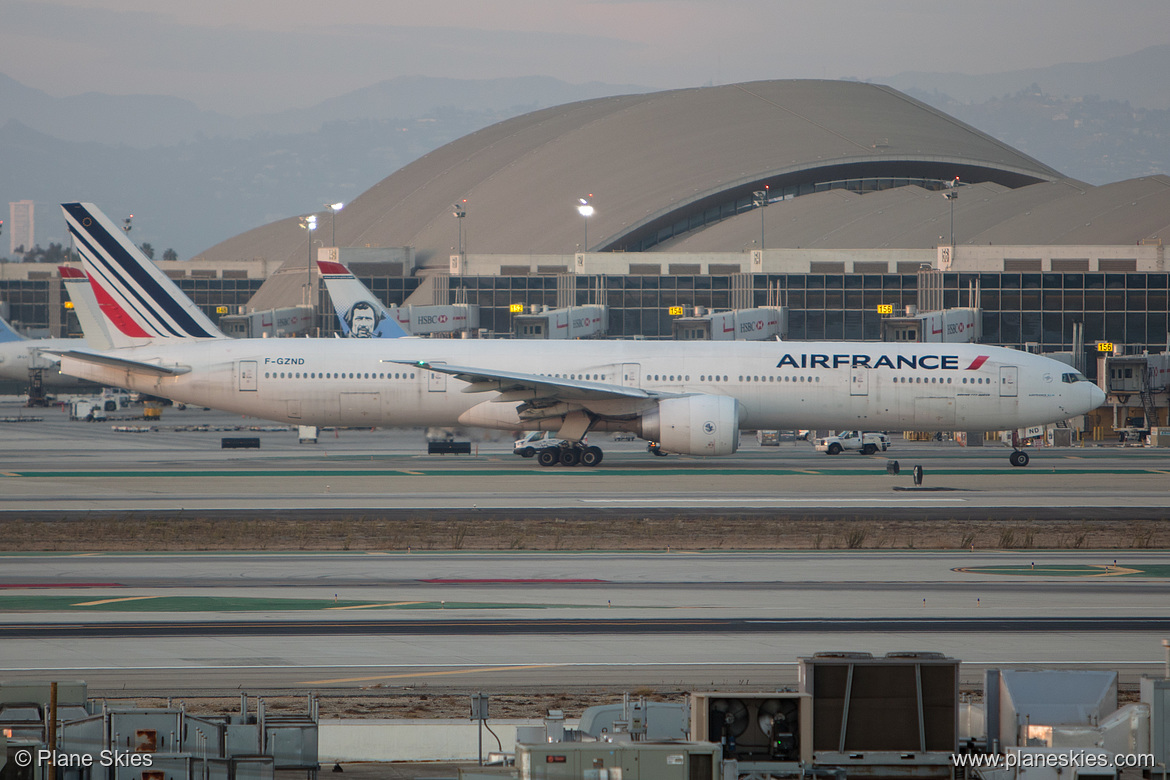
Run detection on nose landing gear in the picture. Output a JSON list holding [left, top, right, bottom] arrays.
[[1008, 429, 1030, 467]]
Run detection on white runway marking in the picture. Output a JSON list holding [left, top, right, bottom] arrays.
[[580, 497, 966, 504], [3, 659, 1160, 672]]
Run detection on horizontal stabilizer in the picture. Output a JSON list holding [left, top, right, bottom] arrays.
[[53, 349, 191, 376]]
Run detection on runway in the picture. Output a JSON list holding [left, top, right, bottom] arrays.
[[1, 551, 1167, 694], [6, 616, 1169, 639], [2, 401, 1168, 697], [2, 401, 1169, 516]]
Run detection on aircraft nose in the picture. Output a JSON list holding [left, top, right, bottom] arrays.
[[1088, 383, 1106, 410]]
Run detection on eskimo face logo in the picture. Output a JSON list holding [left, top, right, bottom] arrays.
[[344, 300, 383, 338], [703, 421, 717, 435]]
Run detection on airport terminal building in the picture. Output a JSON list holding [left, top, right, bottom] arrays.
[[3, 80, 1168, 377]]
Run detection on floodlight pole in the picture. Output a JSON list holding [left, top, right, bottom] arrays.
[[453, 202, 467, 255], [753, 187, 769, 251], [326, 202, 344, 247], [577, 197, 594, 251], [300, 215, 317, 306]]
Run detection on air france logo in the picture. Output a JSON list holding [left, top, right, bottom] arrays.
[[703, 421, 717, 434], [775, 353, 990, 370]]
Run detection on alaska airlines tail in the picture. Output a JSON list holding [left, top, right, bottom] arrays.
[[0, 315, 27, 343], [317, 259, 410, 338], [58, 266, 116, 351], [61, 202, 225, 346]]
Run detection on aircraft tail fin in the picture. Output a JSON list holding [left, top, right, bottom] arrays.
[[61, 202, 226, 346], [0, 315, 26, 343], [317, 258, 410, 338], [58, 265, 116, 351]]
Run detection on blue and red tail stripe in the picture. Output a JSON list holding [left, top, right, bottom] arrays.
[[62, 203, 221, 340]]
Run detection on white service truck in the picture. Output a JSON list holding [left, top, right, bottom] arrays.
[[814, 430, 891, 455]]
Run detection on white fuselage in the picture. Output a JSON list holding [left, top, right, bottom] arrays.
[[58, 338, 1103, 435], [0, 338, 93, 389]]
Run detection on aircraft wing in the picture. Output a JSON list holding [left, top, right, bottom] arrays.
[[52, 349, 191, 377], [386, 359, 657, 402]]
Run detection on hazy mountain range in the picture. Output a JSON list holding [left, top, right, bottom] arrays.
[[2, 47, 1168, 259], [878, 44, 1170, 110]]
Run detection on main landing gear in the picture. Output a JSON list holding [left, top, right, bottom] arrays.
[[537, 442, 604, 467]]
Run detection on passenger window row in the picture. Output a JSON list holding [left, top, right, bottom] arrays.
[[265, 371, 417, 380]]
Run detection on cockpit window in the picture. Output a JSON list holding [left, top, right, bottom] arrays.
[[1061, 372, 1090, 383]]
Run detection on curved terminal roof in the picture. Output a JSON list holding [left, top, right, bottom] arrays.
[[197, 80, 1168, 268], [659, 175, 1170, 251]]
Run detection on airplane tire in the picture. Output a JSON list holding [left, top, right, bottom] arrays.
[[537, 447, 561, 467], [560, 447, 581, 467], [581, 446, 604, 467], [827, 443, 842, 455], [1009, 450, 1030, 467]]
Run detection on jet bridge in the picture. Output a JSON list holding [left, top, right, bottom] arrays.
[[671, 307, 786, 341], [880, 306, 980, 344], [1099, 349, 1170, 434], [513, 305, 607, 339]]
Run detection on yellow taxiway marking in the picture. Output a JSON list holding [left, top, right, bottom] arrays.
[[1012, 565, 1143, 577], [956, 564, 1143, 578], [70, 552, 104, 557], [71, 596, 161, 606], [1, 472, 21, 477], [301, 664, 561, 685], [1090, 565, 1142, 577], [326, 601, 427, 610], [397, 470, 425, 476]]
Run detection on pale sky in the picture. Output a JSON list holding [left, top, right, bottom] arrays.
[[3, 0, 1169, 115]]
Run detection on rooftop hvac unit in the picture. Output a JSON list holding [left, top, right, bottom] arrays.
[[798, 652, 959, 780], [689, 692, 811, 765], [517, 741, 721, 780]]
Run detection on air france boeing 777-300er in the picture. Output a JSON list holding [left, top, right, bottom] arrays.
[[56, 202, 1104, 467]]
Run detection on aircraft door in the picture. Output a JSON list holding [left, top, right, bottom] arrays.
[[850, 366, 869, 396], [238, 360, 258, 392], [999, 365, 1018, 397], [620, 363, 641, 388]]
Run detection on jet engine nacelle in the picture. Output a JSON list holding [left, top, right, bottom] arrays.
[[639, 394, 741, 456]]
